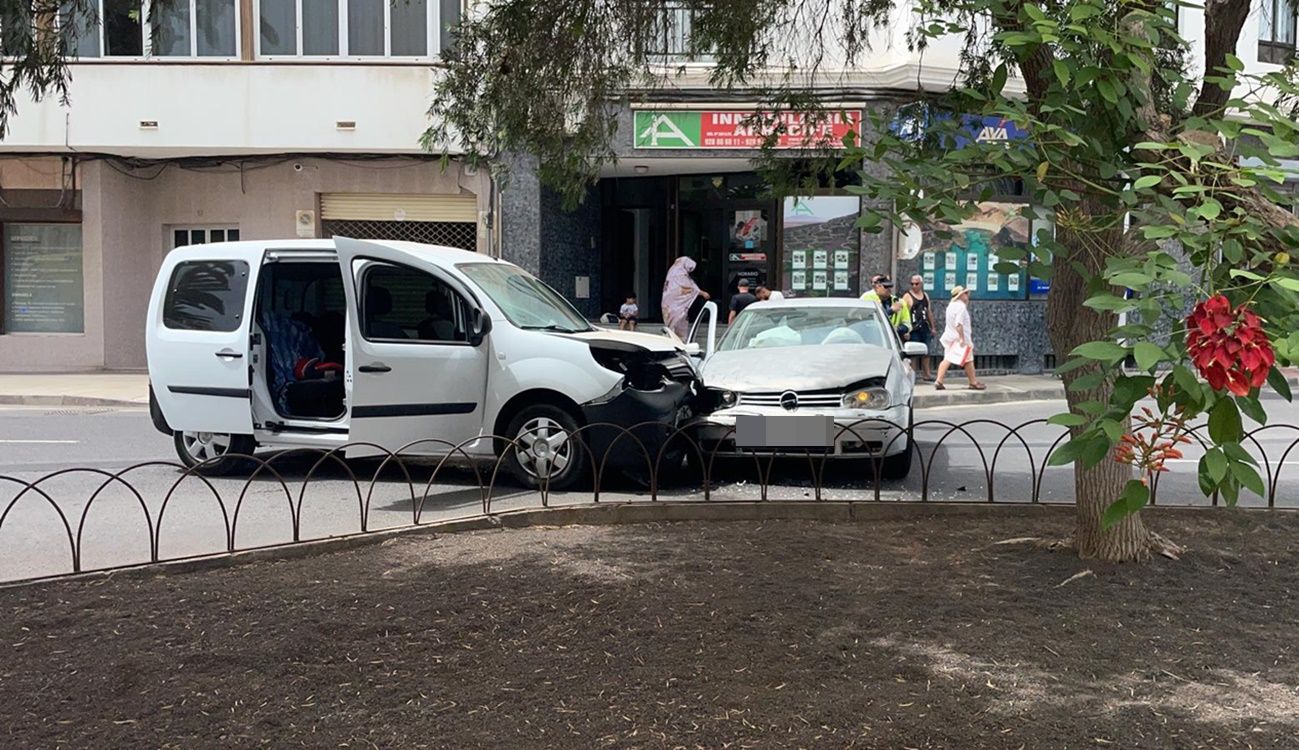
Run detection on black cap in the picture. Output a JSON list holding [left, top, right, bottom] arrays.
[[874, 275, 894, 288]]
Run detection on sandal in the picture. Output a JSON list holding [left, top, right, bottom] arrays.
[[934, 382, 946, 390], [969, 382, 986, 390]]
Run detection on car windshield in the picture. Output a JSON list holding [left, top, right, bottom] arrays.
[[717, 306, 889, 351], [457, 263, 592, 332]]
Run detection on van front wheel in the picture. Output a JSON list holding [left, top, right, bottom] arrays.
[[501, 405, 588, 491], [174, 431, 255, 476]]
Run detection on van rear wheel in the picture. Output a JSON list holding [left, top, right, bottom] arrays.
[[174, 431, 255, 476]]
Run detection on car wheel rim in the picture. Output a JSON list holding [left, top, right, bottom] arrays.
[[513, 417, 572, 480], [182, 431, 232, 463]]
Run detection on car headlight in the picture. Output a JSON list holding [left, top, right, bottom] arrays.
[[842, 387, 890, 409], [710, 389, 738, 408]]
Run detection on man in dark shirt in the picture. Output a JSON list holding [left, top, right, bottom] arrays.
[[728, 280, 758, 324]]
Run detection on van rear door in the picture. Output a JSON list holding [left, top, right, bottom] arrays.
[[146, 246, 263, 434]]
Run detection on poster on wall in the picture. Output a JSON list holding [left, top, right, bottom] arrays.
[[782, 196, 862, 298], [923, 252, 936, 270], [917, 201, 1030, 300], [3, 224, 84, 334]]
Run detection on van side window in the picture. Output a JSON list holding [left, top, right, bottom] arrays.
[[361, 263, 467, 343], [163, 261, 250, 332]]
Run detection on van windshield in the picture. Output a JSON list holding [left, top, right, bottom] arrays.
[[457, 263, 592, 333]]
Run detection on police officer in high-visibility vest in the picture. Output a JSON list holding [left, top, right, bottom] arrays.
[[860, 274, 912, 341]]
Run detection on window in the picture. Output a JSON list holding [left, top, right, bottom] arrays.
[[61, 0, 239, 58], [361, 263, 468, 343], [1260, 0, 1297, 64], [646, 3, 713, 62], [163, 260, 250, 332], [258, 0, 456, 57], [457, 262, 591, 333], [172, 227, 241, 248], [2, 224, 85, 334]]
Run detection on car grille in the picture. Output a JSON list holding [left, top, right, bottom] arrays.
[[738, 391, 843, 408]]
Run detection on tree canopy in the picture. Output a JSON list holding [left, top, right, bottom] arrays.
[[431, 0, 1299, 560]]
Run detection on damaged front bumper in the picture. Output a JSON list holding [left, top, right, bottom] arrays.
[[579, 380, 698, 470]]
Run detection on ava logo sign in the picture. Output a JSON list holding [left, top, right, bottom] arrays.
[[976, 124, 1011, 142], [634, 110, 861, 149]]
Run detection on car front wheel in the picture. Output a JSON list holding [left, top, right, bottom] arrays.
[[173, 431, 255, 476]]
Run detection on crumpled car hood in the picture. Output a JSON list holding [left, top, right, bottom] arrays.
[[701, 344, 893, 392], [568, 329, 681, 353]]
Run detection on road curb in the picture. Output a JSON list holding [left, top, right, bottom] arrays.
[[913, 386, 1064, 409], [0, 395, 147, 407]]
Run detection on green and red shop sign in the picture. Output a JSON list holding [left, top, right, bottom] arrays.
[[633, 109, 861, 149]]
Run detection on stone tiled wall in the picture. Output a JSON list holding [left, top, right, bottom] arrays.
[[538, 185, 603, 318]]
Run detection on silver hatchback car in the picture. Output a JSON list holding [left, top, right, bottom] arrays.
[[686, 298, 926, 478]]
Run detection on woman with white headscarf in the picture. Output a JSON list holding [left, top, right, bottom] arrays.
[[661, 256, 709, 340]]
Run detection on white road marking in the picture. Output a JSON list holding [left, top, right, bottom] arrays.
[[0, 439, 80, 444]]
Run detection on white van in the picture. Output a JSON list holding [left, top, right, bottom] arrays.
[[146, 238, 701, 488]]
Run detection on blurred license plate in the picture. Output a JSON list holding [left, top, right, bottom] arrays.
[[735, 415, 834, 449]]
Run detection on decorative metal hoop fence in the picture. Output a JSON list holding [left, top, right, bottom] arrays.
[[2, 417, 1295, 584]]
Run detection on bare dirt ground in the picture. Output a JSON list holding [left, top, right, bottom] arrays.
[[2, 507, 1298, 748]]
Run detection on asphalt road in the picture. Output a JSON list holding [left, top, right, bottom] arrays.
[[4, 397, 1299, 583]]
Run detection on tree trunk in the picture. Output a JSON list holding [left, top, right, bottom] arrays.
[[1045, 218, 1152, 561]]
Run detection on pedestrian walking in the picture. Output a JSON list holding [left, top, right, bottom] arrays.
[[902, 274, 934, 381], [935, 286, 985, 390], [661, 256, 710, 340]]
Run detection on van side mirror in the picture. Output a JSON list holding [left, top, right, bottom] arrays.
[[469, 308, 492, 346], [903, 341, 929, 357]]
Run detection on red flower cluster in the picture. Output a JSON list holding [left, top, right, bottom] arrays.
[[1114, 404, 1192, 475], [1185, 295, 1275, 397]]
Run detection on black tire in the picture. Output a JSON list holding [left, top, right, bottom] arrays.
[[879, 436, 914, 480], [501, 405, 588, 490], [173, 431, 255, 476]]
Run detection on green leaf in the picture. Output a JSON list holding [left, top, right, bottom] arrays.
[[1197, 199, 1222, 220], [1052, 59, 1071, 87], [1133, 175, 1161, 190], [1231, 462, 1266, 498], [1069, 372, 1106, 392], [1267, 366, 1292, 401], [1048, 412, 1089, 427], [991, 63, 1009, 94], [1275, 277, 1299, 293], [1133, 342, 1165, 371], [1047, 437, 1084, 467], [1173, 365, 1200, 396], [1076, 400, 1107, 416], [1097, 78, 1118, 104], [1102, 479, 1149, 529], [1239, 394, 1268, 426], [1230, 268, 1266, 282], [1223, 441, 1258, 466], [1072, 341, 1128, 362], [1111, 272, 1151, 288], [1201, 448, 1228, 484], [1142, 226, 1178, 240], [1225, 53, 1245, 72], [1208, 398, 1243, 443], [1098, 418, 1124, 443]]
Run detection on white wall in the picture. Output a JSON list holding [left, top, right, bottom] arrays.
[[1, 64, 450, 157]]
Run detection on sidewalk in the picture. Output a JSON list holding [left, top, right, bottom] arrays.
[[0, 371, 1064, 410]]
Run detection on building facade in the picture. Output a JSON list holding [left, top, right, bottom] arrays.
[[0, 1, 1296, 372]]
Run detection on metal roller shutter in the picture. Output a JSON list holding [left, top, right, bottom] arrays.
[[319, 193, 478, 223]]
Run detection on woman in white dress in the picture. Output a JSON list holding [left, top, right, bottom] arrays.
[[934, 286, 985, 390]]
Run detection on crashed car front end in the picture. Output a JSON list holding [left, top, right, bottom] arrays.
[[579, 340, 705, 471]]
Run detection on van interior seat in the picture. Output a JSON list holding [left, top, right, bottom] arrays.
[[365, 287, 408, 339], [419, 289, 458, 341]]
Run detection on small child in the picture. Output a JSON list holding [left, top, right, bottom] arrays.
[[618, 294, 639, 331]]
